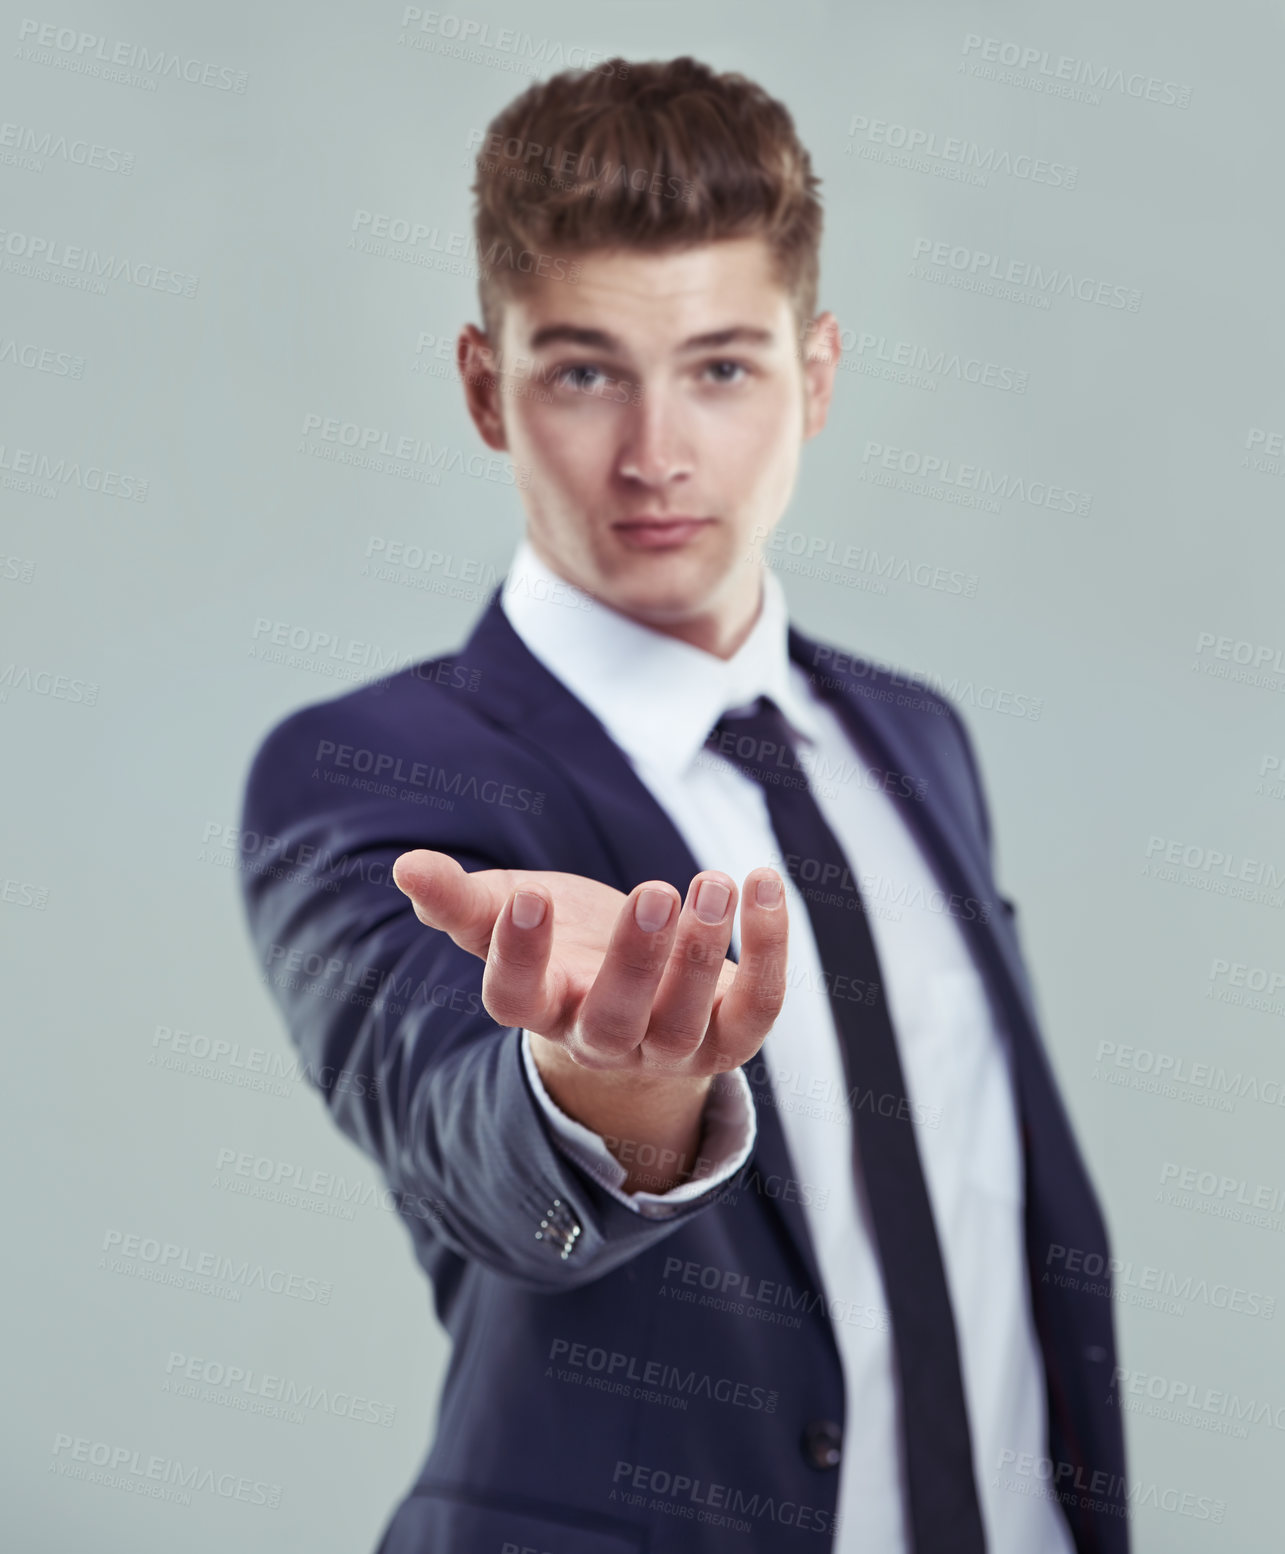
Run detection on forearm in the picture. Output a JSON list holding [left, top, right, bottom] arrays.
[[526, 1031, 715, 1193]]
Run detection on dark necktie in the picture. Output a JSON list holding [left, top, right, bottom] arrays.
[[706, 694, 987, 1554]]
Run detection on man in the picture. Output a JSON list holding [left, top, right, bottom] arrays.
[[239, 56, 1127, 1553]]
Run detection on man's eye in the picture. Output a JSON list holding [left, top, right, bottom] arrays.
[[554, 364, 608, 392], [704, 360, 748, 384]]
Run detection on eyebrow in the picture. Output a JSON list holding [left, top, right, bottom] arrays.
[[525, 324, 776, 353]]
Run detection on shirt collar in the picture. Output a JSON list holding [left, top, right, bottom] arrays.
[[499, 533, 823, 778]]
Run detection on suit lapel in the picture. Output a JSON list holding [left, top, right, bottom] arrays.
[[785, 622, 1042, 1045]]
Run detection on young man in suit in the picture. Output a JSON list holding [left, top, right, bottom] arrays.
[[240, 56, 1127, 1553]]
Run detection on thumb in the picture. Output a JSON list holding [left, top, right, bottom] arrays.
[[393, 849, 498, 955]]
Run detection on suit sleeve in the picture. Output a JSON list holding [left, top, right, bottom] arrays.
[[236, 695, 743, 1292]]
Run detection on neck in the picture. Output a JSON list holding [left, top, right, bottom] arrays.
[[523, 533, 766, 662], [636, 591, 764, 660]]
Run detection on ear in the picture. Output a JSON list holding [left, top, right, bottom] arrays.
[[457, 324, 509, 452], [799, 311, 841, 441]]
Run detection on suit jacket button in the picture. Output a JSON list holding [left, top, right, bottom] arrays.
[[802, 1419, 842, 1469]]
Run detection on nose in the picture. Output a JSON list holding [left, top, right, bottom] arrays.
[[616, 384, 694, 489]]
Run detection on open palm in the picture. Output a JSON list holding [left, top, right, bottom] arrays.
[[392, 848, 788, 1078]]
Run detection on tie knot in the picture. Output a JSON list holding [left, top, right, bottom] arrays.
[[705, 694, 807, 792]]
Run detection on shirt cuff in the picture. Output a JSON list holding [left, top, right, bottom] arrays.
[[519, 1028, 757, 1219]]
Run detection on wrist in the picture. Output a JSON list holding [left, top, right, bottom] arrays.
[[526, 1032, 714, 1192], [527, 1030, 713, 1099]]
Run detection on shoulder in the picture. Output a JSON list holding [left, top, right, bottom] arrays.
[[240, 651, 541, 838], [790, 623, 971, 740], [247, 654, 475, 766]]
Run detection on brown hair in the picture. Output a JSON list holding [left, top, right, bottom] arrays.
[[470, 56, 824, 351]]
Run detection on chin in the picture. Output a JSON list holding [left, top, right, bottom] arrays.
[[608, 562, 726, 622]]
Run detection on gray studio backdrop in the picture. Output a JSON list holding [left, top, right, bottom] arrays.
[[3, 2, 1282, 1550]]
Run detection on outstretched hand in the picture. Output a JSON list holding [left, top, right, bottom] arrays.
[[391, 850, 789, 1081]]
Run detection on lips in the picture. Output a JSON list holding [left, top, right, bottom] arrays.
[[615, 516, 711, 527], [613, 517, 714, 550]]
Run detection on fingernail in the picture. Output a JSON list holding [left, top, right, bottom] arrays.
[[756, 876, 782, 907], [512, 891, 546, 930], [694, 878, 731, 924], [635, 888, 673, 932]]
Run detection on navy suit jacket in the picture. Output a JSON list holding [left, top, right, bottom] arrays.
[[238, 586, 1128, 1553]]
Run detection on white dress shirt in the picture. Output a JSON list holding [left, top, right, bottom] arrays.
[[503, 534, 1074, 1554]]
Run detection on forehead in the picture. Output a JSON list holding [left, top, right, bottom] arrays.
[[503, 235, 791, 352]]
